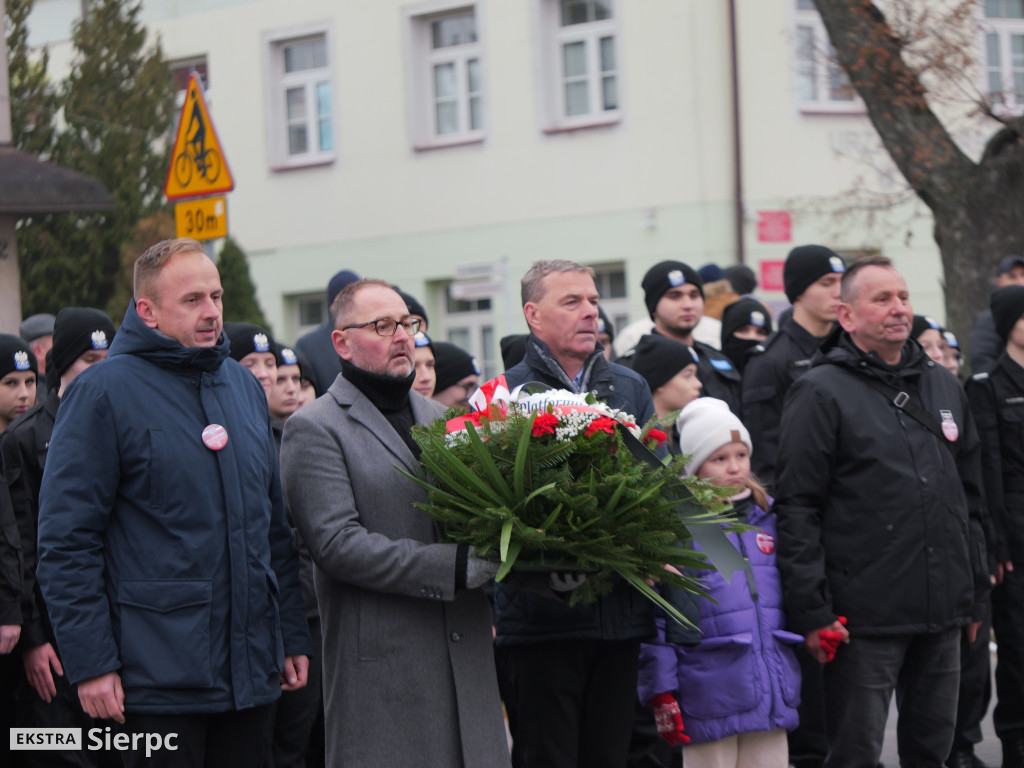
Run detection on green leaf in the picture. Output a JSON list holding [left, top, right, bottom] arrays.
[[500, 518, 514, 562], [495, 542, 522, 582], [464, 424, 514, 504]]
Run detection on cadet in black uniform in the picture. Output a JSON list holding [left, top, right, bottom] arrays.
[[0, 307, 116, 767], [742, 245, 846, 491], [622, 261, 742, 413], [965, 284, 1024, 768]]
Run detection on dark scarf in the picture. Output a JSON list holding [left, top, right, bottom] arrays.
[[341, 358, 419, 457]]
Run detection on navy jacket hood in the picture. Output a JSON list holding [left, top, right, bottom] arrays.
[[111, 301, 229, 374]]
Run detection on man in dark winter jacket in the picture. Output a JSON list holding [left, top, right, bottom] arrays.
[[969, 255, 1024, 373], [775, 256, 989, 768], [1, 307, 115, 768], [36, 239, 312, 768], [743, 245, 845, 492], [966, 284, 1024, 768], [623, 261, 741, 414], [496, 259, 657, 768]]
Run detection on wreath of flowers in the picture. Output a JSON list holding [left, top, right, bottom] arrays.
[[400, 377, 741, 626]]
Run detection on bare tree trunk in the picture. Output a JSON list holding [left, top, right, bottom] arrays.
[[812, 0, 1024, 364]]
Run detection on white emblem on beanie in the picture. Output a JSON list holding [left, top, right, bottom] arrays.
[[13, 350, 30, 371], [471, 358, 482, 375], [750, 310, 766, 327], [924, 316, 941, 329], [668, 270, 685, 286], [91, 330, 109, 350], [829, 255, 846, 273], [281, 347, 298, 364], [253, 333, 270, 353]]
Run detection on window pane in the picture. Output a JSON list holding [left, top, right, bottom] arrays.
[[989, 70, 1004, 100], [467, 58, 480, 93], [435, 100, 458, 135], [469, 96, 482, 130], [565, 81, 589, 115], [988, 33, 1001, 67], [985, 0, 1002, 15], [481, 325, 496, 379], [286, 87, 306, 121], [561, 0, 589, 26], [432, 12, 476, 48], [289, 125, 308, 155], [298, 298, 325, 326], [1012, 0, 1024, 17], [602, 75, 617, 110], [796, 26, 817, 101], [607, 270, 626, 298], [797, 0, 817, 9], [285, 38, 326, 72], [316, 82, 331, 119], [319, 118, 333, 152], [563, 41, 587, 77], [447, 328, 470, 348], [594, 0, 612, 21], [600, 36, 615, 72], [434, 62, 457, 98]]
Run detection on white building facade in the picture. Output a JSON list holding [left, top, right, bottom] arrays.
[[25, 0, 1021, 372]]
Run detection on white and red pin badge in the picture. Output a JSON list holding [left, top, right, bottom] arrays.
[[202, 424, 228, 451], [940, 410, 959, 442], [756, 532, 775, 555]]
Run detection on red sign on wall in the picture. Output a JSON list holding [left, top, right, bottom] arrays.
[[760, 260, 786, 293], [757, 211, 792, 243]]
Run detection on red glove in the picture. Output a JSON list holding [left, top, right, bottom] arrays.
[[651, 692, 690, 747], [819, 616, 848, 661]]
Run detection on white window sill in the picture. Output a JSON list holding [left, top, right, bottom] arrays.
[[542, 115, 621, 134], [413, 135, 486, 152], [269, 155, 336, 172]]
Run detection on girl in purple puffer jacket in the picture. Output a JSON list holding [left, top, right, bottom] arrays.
[[638, 397, 802, 768]]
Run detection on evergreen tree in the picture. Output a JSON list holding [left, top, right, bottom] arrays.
[[5, 0, 58, 156], [15, 0, 175, 317], [218, 238, 270, 330]]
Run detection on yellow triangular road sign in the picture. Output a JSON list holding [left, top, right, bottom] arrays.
[[165, 74, 235, 200]]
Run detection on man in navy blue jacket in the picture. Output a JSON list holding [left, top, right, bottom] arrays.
[[496, 260, 657, 768], [36, 239, 311, 768]]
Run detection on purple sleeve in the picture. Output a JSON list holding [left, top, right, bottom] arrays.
[[637, 616, 680, 704]]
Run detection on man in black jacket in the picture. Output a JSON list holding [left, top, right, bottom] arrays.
[[775, 256, 989, 768], [495, 259, 657, 768], [743, 245, 845, 492], [969, 255, 1024, 373], [0, 307, 116, 768], [966, 284, 1024, 768], [626, 261, 742, 414]]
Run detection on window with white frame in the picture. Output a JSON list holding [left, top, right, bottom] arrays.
[[264, 26, 335, 168], [170, 57, 208, 110], [535, 0, 621, 131], [436, 282, 498, 379], [981, 0, 1024, 111], [794, 0, 859, 112], [405, 4, 484, 148]]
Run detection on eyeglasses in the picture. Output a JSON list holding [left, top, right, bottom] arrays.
[[341, 317, 421, 337]]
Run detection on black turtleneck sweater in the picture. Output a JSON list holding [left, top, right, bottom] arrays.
[[340, 358, 420, 457]]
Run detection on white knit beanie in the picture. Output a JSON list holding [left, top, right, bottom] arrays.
[[676, 397, 752, 476]]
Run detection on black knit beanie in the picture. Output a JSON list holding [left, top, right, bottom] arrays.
[[910, 315, 942, 341], [51, 307, 116, 380], [721, 298, 773, 344], [630, 334, 699, 392], [397, 290, 429, 331], [0, 334, 37, 380], [500, 334, 528, 370], [642, 261, 704, 319], [224, 322, 276, 361], [433, 341, 479, 392], [723, 264, 758, 295], [783, 245, 846, 304], [991, 285, 1024, 342]]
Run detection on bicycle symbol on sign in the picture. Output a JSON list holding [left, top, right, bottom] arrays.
[[173, 91, 221, 188]]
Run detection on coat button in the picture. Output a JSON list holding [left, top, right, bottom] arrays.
[[450, 631, 461, 642]]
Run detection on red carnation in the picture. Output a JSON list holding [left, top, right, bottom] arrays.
[[585, 416, 619, 437], [646, 428, 668, 445], [531, 412, 560, 436]]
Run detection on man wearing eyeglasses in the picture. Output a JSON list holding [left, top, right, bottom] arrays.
[[280, 278, 511, 768]]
